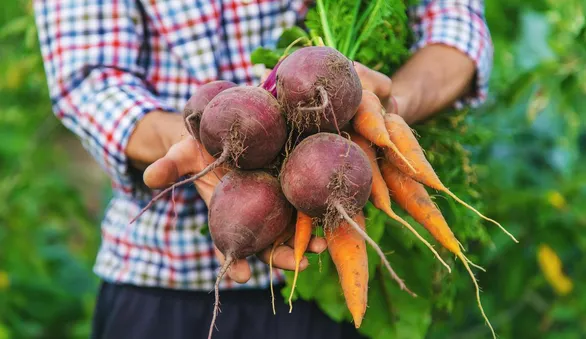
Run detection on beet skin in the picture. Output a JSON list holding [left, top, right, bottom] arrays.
[[208, 170, 293, 258], [280, 132, 373, 218], [200, 86, 287, 169], [183, 80, 238, 139], [276, 46, 362, 133]]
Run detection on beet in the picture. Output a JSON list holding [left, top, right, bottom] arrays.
[[280, 132, 416, 297], [183, 80, 238, 140], [280, 132, 372, 222], [130, 86, 287, 225], [200, 86, 287, 170], [276, 46, 362, 134], [209, 170, 293, 261], [207, 170, 293, 339], [281, 133, 416, 296]]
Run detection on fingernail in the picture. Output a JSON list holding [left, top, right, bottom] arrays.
[[299, 257, 309, 269]]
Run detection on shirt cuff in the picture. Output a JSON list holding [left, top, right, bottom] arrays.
[[97, 86, 178, 194], [58, 72, 178, 195], [409, 1, 494, 110]]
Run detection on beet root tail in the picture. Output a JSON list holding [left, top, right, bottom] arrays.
[[207, 255, 234, 339], [129, 150, 229, 225]]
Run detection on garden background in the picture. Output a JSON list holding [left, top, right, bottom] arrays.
[[1, 0, 585, 338]]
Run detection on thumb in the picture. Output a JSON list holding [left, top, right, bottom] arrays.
[[143, 137, 222, 189], [213, 246, 251, 284]]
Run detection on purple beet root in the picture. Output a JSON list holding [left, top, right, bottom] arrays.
[[183, 80, 238, 140], [207, 170, 293, 339], [279, 132, 372, 223], [276, 46, 362, 134], [130, 86, 287, 225], [200, 86, 287, 169], [279, 132, 414, 299]]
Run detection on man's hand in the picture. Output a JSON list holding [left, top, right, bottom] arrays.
[[127, 111, 327, 284], [353, 44, 477, 124]]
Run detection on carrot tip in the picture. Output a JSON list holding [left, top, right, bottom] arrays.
[[445, 188, 519, 244], [382, 207, 452, 274], [458, 253, 497, 339], [288, 263, 301, 314], [457, 239, 466, 253], [269, 244, 278, 315], [465, 257, 486, 272]]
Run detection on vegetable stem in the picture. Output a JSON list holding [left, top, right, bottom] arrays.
[[316, 0, 336, 48], [355, 0, 377, 35], [340, 0, 362, 56], [349, 0, 384, 59]]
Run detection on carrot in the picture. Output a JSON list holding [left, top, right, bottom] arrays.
[[379, 158, 496, 339], [268, 221, 295, 315], [288, 211, 313, 313], [326, 211, 369, 328], [382, 112, 518, 243], [351, 90, 416, 173], [336, 206, 416, 297], [349, 131, 451, 273]]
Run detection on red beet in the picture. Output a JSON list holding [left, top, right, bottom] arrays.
[[276, 46, 362, 134], [130, 86, 287, 225], [280, 132, 372, 221], [207, 170, 293, 339], [183, 80, 238, 140], [200, 86, 287, 169], [280, 132, 415, 297]]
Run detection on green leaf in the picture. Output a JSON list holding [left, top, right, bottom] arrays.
[[250, 47, 281, 68], [276, 26, 309, 49], [0, 16, 30, 39]]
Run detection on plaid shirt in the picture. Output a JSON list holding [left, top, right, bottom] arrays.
[[34, 0, 493, 291]]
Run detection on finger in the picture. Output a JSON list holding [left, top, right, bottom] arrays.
[[284, 234, 327, 254], [213, 246, 251, 284], [227, 258, 252, 284], [257, 245, 309, 271], [307, 236, 327, 254], [388, 95, 399, 115], [143, 138, 200, 188], [143, 138, 224, 189], [354, 62, 392, 103]]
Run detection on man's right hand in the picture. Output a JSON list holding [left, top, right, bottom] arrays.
[[142, 133, 226, 205]]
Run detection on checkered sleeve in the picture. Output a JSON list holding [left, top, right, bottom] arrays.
[[34, 0, 177, 193], [408, 0, 494, 108]]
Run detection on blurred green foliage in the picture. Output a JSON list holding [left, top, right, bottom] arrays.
[[0, 0, 585, 338], [0, 2, 104, 338]]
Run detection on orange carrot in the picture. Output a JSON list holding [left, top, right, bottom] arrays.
[[349, 131, 451, 273], [288, 211, 314, 313], [379, 158, 496, 339], [352, 90, 416, 173], [326, 211, 369, 328], [382, 112, 518, 243], [334, 205, 416, 297], [268, 221, 295, 315]]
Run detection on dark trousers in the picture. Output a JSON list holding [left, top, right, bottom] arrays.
[[91, 281, 366, 339]]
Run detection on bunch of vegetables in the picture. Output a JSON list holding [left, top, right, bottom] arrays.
[[131, 1, 518, 338]]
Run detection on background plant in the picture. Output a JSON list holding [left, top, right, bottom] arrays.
[[0, 0, 584, 338]]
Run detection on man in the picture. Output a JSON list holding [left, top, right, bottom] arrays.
[[34, 0, 492, 338]]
